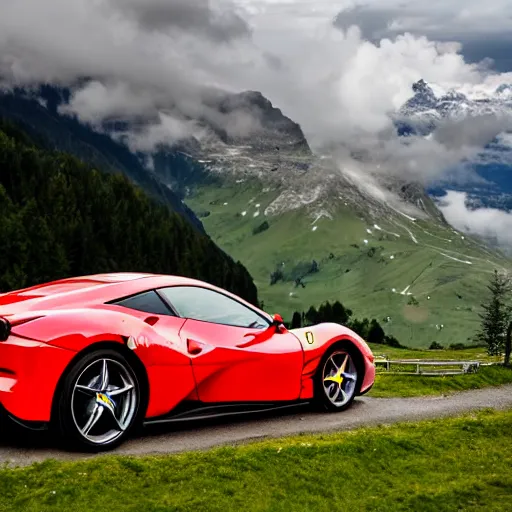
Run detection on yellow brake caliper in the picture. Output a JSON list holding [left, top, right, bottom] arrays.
[[323, 355, 348, 386]]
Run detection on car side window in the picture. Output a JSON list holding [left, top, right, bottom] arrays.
[[159, 286, 270, 329], [112, 290, 174, 316]]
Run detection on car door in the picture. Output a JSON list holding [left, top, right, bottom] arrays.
[[108, 289, 200, 406], [158, 286, 304, 403]]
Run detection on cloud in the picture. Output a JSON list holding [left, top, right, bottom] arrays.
[[334, 0, 512, 71], [1, 0, 512, 183], [437, 190, 512, 249], [433, 113, 512, 151], [117, 113, 200, 153], [114, 0, 251, 41]]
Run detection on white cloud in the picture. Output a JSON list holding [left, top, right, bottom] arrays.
[[1, 0, 512, 181], [437, 191, 512, 248], [334, 0, 512, 41]]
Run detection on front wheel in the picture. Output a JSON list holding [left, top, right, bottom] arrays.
[[314, 345, 361, 412], [53, 349, 143, 452]]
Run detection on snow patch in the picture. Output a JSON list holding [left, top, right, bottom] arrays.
[[389, 206, 417, 222], [366, 229, 372, 234], [400, 285, 412, 295], [241, 211, 247, 217], [265, 186, 324, 216], [312, 226, 318, 232], [375, 224, 401, 238], [311, 210, 332, 225], [440, 252, 472, 265], [253, 211, 260, 217], [396, 223, 418, 244]]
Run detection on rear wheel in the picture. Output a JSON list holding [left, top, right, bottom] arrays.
[[53, 348, 143, 451], [314, 345, 361, 412]]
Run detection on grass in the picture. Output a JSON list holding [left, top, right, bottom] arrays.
[[185, 181, 511, 348], [367, 343, 502, 362], [369, 365, 512, 398], [1, 409, 512, 511], [366, 343, 512, 397]]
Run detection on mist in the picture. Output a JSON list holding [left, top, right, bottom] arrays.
[[437, 191, 512, 250], [1, 0, 512, 186]]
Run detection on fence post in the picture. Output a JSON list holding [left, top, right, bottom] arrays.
[[505, 321, 512, 367]]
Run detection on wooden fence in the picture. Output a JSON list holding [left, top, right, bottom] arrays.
[[374, 359, 484, 376]]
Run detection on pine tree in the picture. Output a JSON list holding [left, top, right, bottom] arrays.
[[305, 306, 319, 326], [505, 321, 512, 367], [477, 270, 511, 356], [332, 300, 351, 324], [291, 311, 302, 329], [367, 319, 385, 345]]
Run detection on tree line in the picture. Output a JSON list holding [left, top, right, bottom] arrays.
[[477, 269, 512, 366], [0, 120, 258, 304], [287, 300, 403, 348]]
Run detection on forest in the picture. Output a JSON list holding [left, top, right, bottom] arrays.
[[0, 120, 258, 304]]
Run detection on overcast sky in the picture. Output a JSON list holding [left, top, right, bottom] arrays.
[[333, 0, 512, 71], [2, 0, 512, 181]]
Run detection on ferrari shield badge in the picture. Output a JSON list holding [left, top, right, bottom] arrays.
[[305, 331, 315, 345], [96, 392, 116, 415]]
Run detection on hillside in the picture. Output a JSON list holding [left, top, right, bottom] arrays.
[[2, 82, 510, 348], [0, 121, 258, 304], [179, 101, 511, 348], [0, 86, 205, 232]]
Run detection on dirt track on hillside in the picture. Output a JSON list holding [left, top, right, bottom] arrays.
[[2, 384, 512, 467]]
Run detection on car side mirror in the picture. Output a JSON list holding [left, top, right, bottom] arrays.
[[272, 314, 286, 333]]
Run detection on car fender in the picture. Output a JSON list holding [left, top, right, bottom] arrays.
[[290, 323, 375, 398]]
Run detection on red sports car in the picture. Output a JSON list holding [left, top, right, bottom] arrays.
[[0, 273, 375, 451]]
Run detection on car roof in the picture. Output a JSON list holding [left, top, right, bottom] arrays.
[[0, 273, 231, 314]]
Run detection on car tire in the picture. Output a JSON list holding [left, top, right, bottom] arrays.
[[313, 343, 362, 412], [53, 348, 144, 452]]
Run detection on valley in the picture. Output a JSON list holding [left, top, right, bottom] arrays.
[[186, 181, 507, 348], [2, 83, 511, 349]]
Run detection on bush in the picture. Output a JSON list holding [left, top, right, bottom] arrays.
[[448, 343, 467, 351], [253, 221, 270, 235], [429, 342, 444, 350]]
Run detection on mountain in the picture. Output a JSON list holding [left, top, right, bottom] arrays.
[[0, 85, 205, 232], [397, 78, 512, 130], [0, 120, 258, 304], [167, 88, 509, 349], [2, 81, 509, 348], [396, 79, 512, 214]]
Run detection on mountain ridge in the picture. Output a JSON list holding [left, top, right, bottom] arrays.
[[1, 80, 510, 348], [396, 78, 512, 218]]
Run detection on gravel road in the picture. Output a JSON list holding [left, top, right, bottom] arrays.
[[2, 384, 512, 467]]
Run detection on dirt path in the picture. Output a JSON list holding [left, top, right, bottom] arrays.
[[2, 384, 512, 467]]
